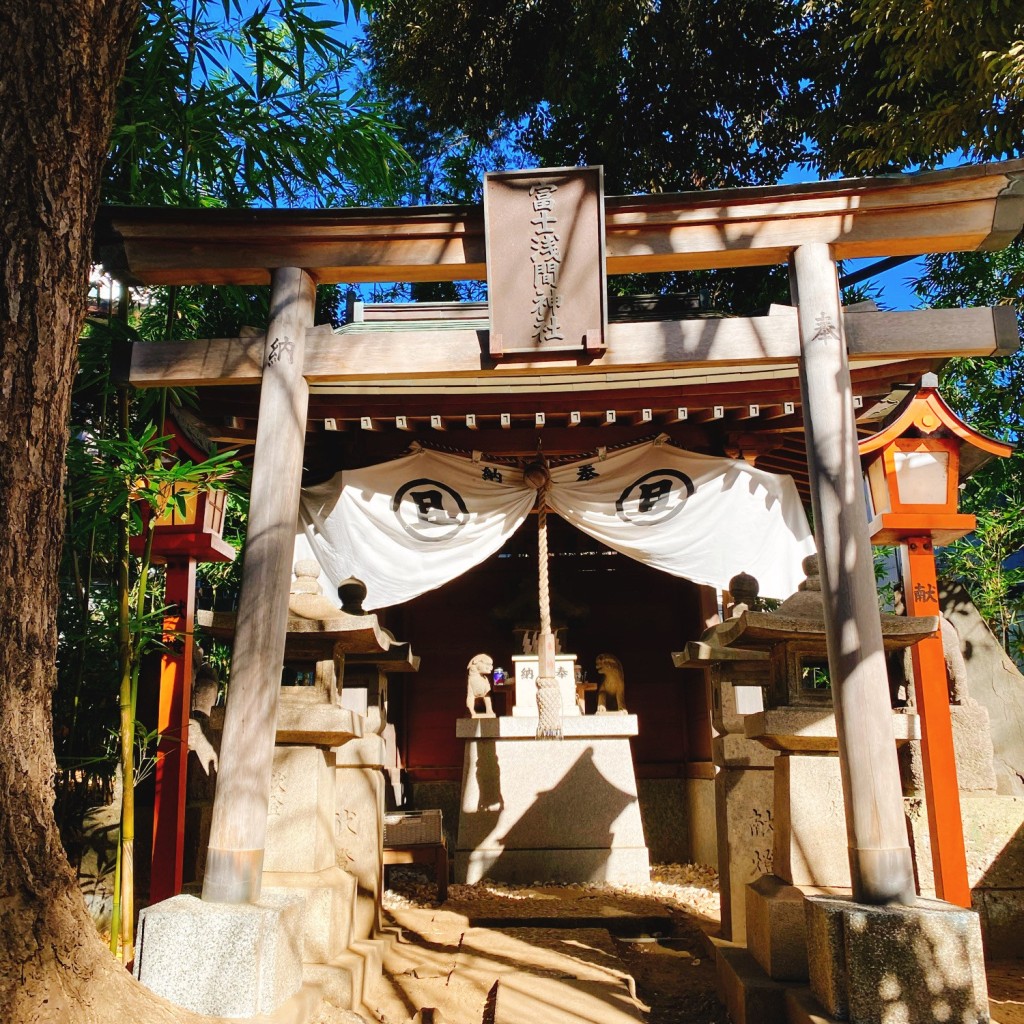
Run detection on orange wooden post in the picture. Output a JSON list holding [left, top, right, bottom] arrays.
[[900, 536, 971, 907], [150, 557, 197, 903]]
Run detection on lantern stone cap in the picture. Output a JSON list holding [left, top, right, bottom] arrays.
[[714, 606, 937, 651], [672, 641, 769, 667], [346, 643, 421, 673], [675, 555, 937, 663], [744, 706, 921, 753], [196, 607, 406, 659], [858, 378, 1014, 481]]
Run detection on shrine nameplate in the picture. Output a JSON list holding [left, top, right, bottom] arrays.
[[484, 166, 607, 358]]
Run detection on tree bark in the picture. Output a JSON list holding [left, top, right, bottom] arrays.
[[0, 4, 209, 1021]]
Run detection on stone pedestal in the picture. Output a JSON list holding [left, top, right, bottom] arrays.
[[805, 895, 989, 1024], [135, 893, 305, 1017], [454, 715, 649, 884], [265, 745, 337, 874], [773, 754, 850, 888], [715, 764, 775, 942], [512, 653, 579, 716], [335, 733, 387, 938], [711, 673, 776, 942]]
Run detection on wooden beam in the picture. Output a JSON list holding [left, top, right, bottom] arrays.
[[127, 306, 1016, 388], [97, 160, 1024, 286], [900, 538, 971, 906]]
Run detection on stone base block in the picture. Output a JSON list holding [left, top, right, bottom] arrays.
[[785, 986, 840, 1024], [685, 775, 718, 869], [901, 705, 998, 795], [714, 941, 788, 1024], [135, 893, 305, 1017], [974, 887, 1024, 959], [455, 723, 649, 885], [952, 704, 998, 793], [455, 846, 650, 885], [263, 866, 357, 963], [745, 875, 811, 982], [805, 896, 989, 1024]]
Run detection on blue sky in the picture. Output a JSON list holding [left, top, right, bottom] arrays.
[[277, 2, 952, 310]]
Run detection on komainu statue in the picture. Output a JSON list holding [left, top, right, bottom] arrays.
[[466, 653, 496, 718], [595, 653, 628, 713]]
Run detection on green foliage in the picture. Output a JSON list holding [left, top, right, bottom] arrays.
[[107, 0, 411, 207], [816, 0, 1024, 173], [365, 0, 818, 195]]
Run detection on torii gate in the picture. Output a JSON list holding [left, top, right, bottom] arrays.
[[100, 159, 1024, 911]]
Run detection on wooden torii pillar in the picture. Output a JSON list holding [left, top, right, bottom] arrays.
[[791, 243, 916, 904], [202, 267, 316, 904]]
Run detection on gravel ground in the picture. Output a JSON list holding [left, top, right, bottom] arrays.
[[383, 862, 721, 923]]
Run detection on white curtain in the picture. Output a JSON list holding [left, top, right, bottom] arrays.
[[545, 439, 815, 599], [295, 440, 815, 609], [298, 446, 536, 610]]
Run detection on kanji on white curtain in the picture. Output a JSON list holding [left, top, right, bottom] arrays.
[[295, 440, 815, 609], [544, 439, 815, 598], [297, 446, 535, 610]]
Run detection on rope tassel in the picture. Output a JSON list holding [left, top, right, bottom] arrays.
[[534, 501, 562, 739]]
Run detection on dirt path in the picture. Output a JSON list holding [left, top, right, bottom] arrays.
[[367, 866, 726, 1024]]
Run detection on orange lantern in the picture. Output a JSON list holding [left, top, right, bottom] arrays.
[[858, 374, 1013, 907], [860, 376, 1011, 546]]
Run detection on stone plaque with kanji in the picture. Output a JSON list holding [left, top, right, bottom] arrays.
[[484, 166, 607, 357]]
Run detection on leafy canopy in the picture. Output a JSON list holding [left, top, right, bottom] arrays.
[[107, 0, 411, 207]]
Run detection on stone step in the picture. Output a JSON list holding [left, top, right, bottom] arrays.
[[451, 888, 674, 936], [305, 934, 393, 1014], [304, 952, 362, 1011], [251, 982, 324, 1024], [351, 935, 389, 1010], [714, 941, 789, 1024], [263, 865, 359, 962], [785, 986, 840, 1024], [461, 910, 674, 935], [478, 928, 647, 1024]]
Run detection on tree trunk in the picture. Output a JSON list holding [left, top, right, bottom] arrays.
[[0, 4, 206, 1021]]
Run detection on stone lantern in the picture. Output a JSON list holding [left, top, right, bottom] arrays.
[[674, 558, 937, 967]]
